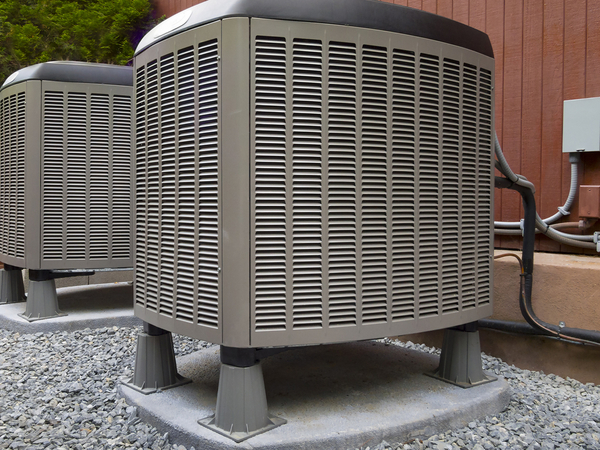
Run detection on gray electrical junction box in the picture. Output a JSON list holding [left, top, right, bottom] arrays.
[[563, 96, 600, 153]]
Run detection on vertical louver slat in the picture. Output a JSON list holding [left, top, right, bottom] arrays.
[[195, 39, 220, 327], [176, 46, 198, 324], [135, 66, 149, 309], [254, 35, 288, 332], [292, 38, 323, 330], [477, 68, 493, 307], [0, 92, 26, 260], [8, 95, 17, 257], [0, 97, 5, 255], [327, 41, 357, 327], [391, 49, 416, 321], [441, 59, 460, 314], [159, 52, 176, 318], [15, 93, 25, 259], [145, 60, 160, 312], [66, 92, 87, 260], [461, 63, 478, 310], [43, 91, 65, 260], [360, 45, 388, 325], [89, 93, 110, 260], [111, 94, 133, 260], [417, 53, 440, 318]]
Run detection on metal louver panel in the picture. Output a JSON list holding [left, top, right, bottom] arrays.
[[134, 25, 221, 338], [292, 38, 323, 330], [251, 23, 494, 346], [360, 44, 388, 325], [391, 48, 416, 322], [112, 95, 133, 260], [328, 41, 358, 328], [41, 83, 133, 268], [0, 91, 26, 261], [254, 35, 288, 332], [89, 93, 110, 260], [42, 91, 66, 261], [477, 67, 493, 306]]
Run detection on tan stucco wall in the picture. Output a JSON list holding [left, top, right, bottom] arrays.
[[492, 250, 600, 330]]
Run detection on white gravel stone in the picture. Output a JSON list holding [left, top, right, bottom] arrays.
[[0, 328, 597, 449]]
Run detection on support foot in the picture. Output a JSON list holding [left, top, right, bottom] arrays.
[[18, 278, 66, 322], [198, 346, 286, 442], [123, 322, 190, 394], [0, 265, 25, 304], [427, 322, 496, 388]]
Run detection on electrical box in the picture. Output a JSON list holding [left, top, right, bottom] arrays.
[[563, 97, 600, 153], [579, 186, 600, 218]]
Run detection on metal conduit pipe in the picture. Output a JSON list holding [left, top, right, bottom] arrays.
[[494, 134, 536, 192], [493, 136, 596, 247], [494, 176, 600, 345], [535, 215, 596, 244], [495, 153, 580, 228], [495, 222, 596, 245]]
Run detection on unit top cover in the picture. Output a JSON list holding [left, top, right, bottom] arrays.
[[135, 0, 494, 58], [1, 61, 133, 92]]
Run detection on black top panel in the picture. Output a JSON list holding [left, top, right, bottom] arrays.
[[135, 0, 494, 58], [1, 62, 133, 92]]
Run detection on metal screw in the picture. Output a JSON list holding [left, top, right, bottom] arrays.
[[559, 321, 566, 329]]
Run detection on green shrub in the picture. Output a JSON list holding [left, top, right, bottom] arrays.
[[0, 0, 157, 84]]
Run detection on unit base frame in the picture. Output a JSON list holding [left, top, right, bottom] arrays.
[[0, 265, 25, 304], [198, 346, 287, 442], [427, 322, 497, 388], [124, 322, 191, 394]]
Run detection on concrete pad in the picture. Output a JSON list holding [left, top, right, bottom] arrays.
[[0, 282, 140, 333], [120, 341, 511, 450]]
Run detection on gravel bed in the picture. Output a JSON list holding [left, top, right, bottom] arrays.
[[0, 327, 598, 450]]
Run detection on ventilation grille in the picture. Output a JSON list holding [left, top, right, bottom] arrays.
[[252, 34, 494, 334], [0, 91, 26, 260], [134, 38, 221, 330], [41, 89, 132, 263]]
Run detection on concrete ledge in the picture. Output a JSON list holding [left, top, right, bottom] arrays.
[[0, 282, 140, 333], [493, 250, 600, 329], [120, 341, 510, 450]]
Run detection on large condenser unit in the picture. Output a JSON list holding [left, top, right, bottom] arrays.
[[130, 0, 495, 440], [0, 62, 133, 318]]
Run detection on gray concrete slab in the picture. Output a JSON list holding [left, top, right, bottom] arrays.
[[120, 341, 511, 450], [0, 282, 140, 333]]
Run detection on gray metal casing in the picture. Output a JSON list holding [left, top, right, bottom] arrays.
[[134, 7, 495, 348], [0, 62, 134, 270]]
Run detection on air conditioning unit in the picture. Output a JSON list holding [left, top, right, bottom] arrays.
[[130, 0, 495, 440], [0, 62, 134, 318]]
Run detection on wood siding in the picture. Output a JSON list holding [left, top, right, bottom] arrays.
[[151, 0, 600, 254]]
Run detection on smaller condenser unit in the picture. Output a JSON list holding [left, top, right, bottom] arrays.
[[133, 0, 495, 348], [0, 62, 134, 272]]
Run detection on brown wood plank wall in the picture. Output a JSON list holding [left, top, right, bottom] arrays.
[[151, 0, 600, 254]]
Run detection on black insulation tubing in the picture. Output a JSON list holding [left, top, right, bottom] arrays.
[[490, 177, 600, 346]]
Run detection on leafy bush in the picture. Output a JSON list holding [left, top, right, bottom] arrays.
[[0, 0, 157, 84]]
